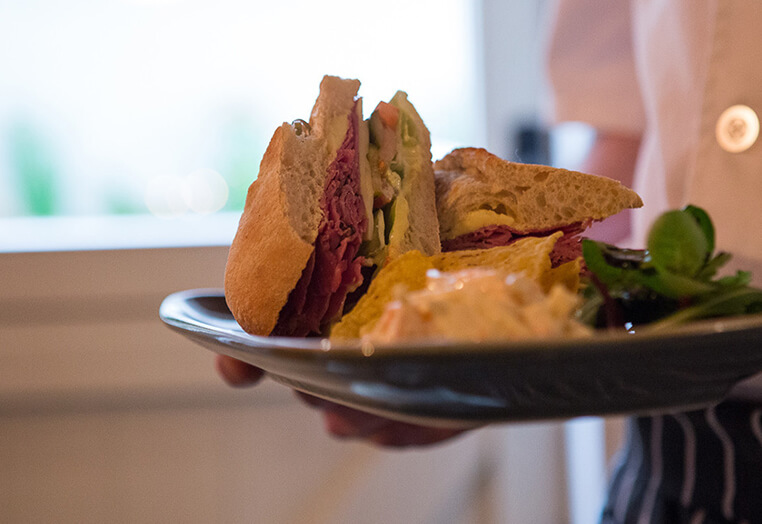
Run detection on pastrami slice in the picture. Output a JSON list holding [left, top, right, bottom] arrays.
[[441, 221, 589, 267], [273, 101, 368, 336]]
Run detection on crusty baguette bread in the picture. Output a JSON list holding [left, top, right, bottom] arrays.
[[434, 147, 643, 240], [224, 124, 327, 335], [224, 77, 360, 336]]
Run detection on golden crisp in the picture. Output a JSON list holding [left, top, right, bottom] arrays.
[[330, 232, 580, 340], [330, 250, 436, 340], [542, 258, 582, 293]]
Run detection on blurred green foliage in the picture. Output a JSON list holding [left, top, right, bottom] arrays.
[[8, 120, 60, 216], [4, 114, 268, 218], [220, 115, 266, 211], [105, 183, 145, 215]]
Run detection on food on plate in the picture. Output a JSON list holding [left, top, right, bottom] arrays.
[[365, 268, 592, 343], [341, 205, 762, 344], [434, 147, 643, 264], [579, 205, 762, 330], [223, 76, 646, 340], [330, 232, 581, 340], [220, 80, 759, 352], [224, 75, 440, 336], [333, 149, 643, 342]]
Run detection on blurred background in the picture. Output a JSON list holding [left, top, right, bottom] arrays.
[[1, 0, 488, 249], [0, 1, 612, 523]]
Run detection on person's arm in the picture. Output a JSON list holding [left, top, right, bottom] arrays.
[[577, 132, 642, 244], [545, 0, 644, 244]]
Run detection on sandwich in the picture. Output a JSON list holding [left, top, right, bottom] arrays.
[[224, 75, 440, 337], [433, 147, 643, 264], [330, 147, 643, 340]]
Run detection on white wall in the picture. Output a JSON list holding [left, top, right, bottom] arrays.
[[0, 242, 574, 523]]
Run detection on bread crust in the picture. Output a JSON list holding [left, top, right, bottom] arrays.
[[224, 125, 317, 336], [434, 147, 643, 239], [224, 76, 362, 336]]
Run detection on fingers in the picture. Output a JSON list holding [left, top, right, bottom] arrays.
[[295, 391, 466, 448], [322, 405, 394, 438], [215, 354, 265, 387], [216, 365, 468, 447], [296, 392, 387, 437], [366, 422, 465, 448]]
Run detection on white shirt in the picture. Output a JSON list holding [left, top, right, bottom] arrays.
[[546, 0, 762, 397]]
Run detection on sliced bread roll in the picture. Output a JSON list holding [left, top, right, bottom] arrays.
[[224, 124, 329, 336], [435, 147, 643, 241], [225, 76, 443, 337], [224, 78, 360, 336]]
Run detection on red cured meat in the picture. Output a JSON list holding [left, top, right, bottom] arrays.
[[441, 221, 591, 267], [273, 103, 367, 336]]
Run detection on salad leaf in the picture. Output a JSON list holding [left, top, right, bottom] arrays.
[[647, 209, 709, 276], [683, 204, 715, 254], [582, 239, 715, 299], [581, 205, 762, 329]]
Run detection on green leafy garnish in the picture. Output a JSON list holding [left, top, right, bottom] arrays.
[[647, 209, 709, 276], [581, 205, 762, 330]]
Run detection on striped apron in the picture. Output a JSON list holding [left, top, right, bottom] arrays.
[[601, 400, 762, 523]]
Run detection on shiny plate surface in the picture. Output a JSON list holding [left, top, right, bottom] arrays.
[[160, 289, 762, 428]]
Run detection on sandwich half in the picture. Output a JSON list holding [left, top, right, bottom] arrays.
[[224, 76, 440, 337], [434, 147, 643, 264]]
